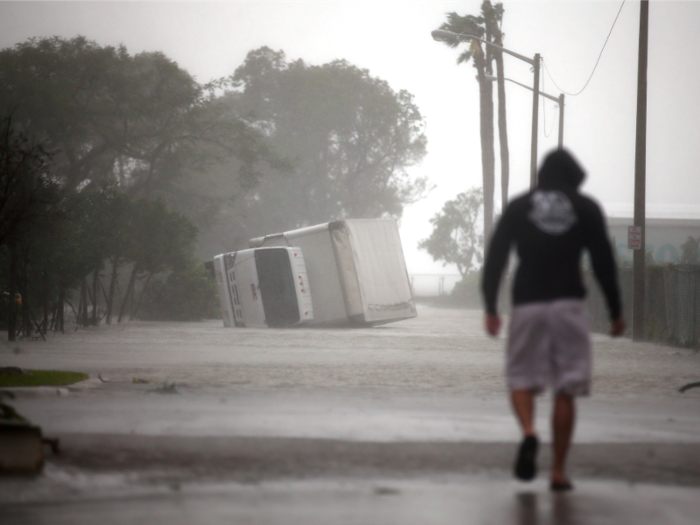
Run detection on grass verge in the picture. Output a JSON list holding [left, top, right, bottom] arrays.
[[0, 370, 89, 388]]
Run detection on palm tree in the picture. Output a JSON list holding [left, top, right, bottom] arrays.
[[483, 1, 510, 215], [437, 1, 509, 238]]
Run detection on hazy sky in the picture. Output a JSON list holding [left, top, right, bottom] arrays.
[[1, 1, 698, 274]]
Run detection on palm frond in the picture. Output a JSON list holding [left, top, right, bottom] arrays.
[[441, 12, 485, 39], [457, 51, 473, 65]]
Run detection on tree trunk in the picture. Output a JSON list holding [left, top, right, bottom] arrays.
[[19, 293, 46, 341], [131, 273, 153, 320], [494, 48, 510, 214], [57, 289, 65, 333], [474, 48, 496, 241], [7, 245, 18, 342], [105, 258, 120, 326], [91, 270, 100, 326], [49, 302, 55, 332], [41, 269, 50, 334], [19, 249, 31, 338], [118, 266, 138, 323], [80, 278, 89, 327]]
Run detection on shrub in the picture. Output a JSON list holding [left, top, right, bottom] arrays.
[[138, 260, 219, 321]]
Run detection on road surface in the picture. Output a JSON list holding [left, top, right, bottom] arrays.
[[1, 305, 699, 524]]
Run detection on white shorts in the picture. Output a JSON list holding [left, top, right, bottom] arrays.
[[506, 299, 591, 396]]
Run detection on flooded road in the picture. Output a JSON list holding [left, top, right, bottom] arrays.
[[1, 305, 699, 523]]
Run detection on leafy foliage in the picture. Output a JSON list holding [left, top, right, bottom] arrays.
[[0, 113, 58, 248], [418, 188, 484, 277], [448, 269, 484, 308], [1, 37, 429, 331], [138, 259, 219, 321], [0, 37, 278, 333], [219, 47, 429, 241], [680, 236, 700, 265], [107, 195, 200, 324], [0, 36, 271, 198], [0, 182, 204, 331]]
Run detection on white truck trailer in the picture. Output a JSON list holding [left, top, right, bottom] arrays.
[[212, 218, 416, 328], [249, 218, 416, 327]]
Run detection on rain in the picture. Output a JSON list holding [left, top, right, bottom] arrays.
[[1, 1, 700, 523]]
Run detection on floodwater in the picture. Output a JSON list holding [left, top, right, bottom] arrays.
[[1, 305, 699, 523]]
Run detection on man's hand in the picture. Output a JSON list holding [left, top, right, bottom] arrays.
[[610, 317, 625, 337], [485, 314, 502, 337]]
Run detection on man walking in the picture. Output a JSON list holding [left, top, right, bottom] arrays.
[[481, 149, 625, 491]]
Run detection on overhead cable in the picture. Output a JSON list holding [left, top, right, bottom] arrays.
[[543, 0, 626, 97]]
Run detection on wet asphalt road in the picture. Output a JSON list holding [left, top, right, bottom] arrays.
[[1, 305, 699, 523], [4, 478, 700, 525]]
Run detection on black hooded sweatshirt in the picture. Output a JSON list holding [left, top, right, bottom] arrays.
[[481, 149, 622, 320]]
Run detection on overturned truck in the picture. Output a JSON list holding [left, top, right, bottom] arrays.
[[212, 219, 416, 328]]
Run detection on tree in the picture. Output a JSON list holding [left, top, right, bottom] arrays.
[[65, 186, 118, 327], [0, 37, 127, 190], [0, 113, 59, 340], [116, 198, 198, 322], [418, 188, 484, 277], [0, 113, 56, 248], [483, 1, 510, 213], [223, 47, 429, 241], [437, 1, 508, 237], [3, 183, 117, 335], [680, 236, 700, 265], [0, 37, 276, 330], [0, 36, 272, 204], [137, 258, 219, 321]]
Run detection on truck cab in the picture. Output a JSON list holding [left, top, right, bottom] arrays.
[[212, 247, 313, 328]]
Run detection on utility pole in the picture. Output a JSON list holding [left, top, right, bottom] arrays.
[[633, 0, 649, 341], [558, 93, 565, 149], [484, 75, 564, 150], [431, 30, 541, 189], [530, 54, 540, 189]]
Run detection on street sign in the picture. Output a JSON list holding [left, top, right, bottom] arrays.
[[628, 226, 643, 250]]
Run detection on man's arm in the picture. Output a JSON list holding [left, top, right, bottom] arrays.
[[485, 314, 502, 337], [481, 209, 514, 336], [584, 200, 624, 331]]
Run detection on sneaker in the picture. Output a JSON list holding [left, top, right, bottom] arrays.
[[514, 435, 539, 481]]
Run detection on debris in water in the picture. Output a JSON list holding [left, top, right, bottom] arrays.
[[152, 381, 179, 394]]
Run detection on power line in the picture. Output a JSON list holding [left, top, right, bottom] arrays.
[[542, 101, 559, 139], [543, 0, 626, 97]]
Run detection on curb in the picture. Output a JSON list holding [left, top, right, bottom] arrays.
[[1, 386, 70, 399], [67, 378, 103, 392], [2, 378, 102, 399]]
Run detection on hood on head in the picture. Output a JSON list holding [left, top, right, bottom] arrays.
[[537, 149, 585, 190]]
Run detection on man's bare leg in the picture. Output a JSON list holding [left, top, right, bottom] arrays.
[[511, 389, 539, 480], [551, 394, 575, 487], [510, 389, 537, 436]]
